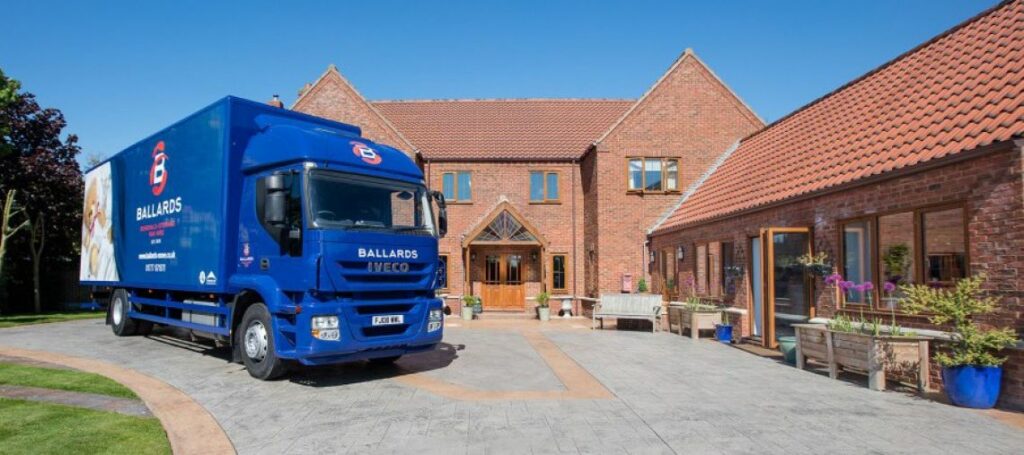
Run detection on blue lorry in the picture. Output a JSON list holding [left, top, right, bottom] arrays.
[[79, 96, 448, 379]]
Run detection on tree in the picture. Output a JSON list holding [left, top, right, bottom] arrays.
[[29, 212, 44, 313], [0, 190, 29, 282], [0, 67, 83, 312]]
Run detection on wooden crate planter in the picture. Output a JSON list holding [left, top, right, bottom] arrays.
[[793, 323, 931, 392], [667, 304, 721, 340]]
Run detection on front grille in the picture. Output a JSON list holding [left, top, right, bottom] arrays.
[[356, 304, 413, 315], [337, 261, 432, 287]]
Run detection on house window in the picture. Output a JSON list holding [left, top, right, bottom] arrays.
[[838, 205, 968, 311], [551, 254, 567, 291], [529, 171, 560, 203], [842, 219, 875, 305], [922, 207, 966, 286], [441, 171, 472, 202], [437, 254, 449, 290], [721, 242, 735, 294], [627, 158, 680, 193]]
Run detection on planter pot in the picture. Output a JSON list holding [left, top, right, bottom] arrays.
[[793, 324, 932, 392], [538, 307, 550, 321], [472, 304, 482, 315], [714, 324, 733, 344], [777, 336, 798, 365], [461, 306, 474, 320], [942, 365, 1003, 409]]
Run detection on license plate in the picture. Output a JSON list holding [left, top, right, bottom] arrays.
[[372, 315, 404, 326]]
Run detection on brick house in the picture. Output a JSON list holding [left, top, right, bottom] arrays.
[[290, 50, 762, 315], [649, 0, 1024, 409]]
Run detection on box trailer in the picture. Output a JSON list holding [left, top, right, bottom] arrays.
[[80, 96, 448, 379]]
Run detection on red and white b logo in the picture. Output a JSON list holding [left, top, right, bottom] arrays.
[[149, 141, 168, 196]]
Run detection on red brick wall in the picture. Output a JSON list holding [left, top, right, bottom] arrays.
[[424, 160, 584, 313], [591, 55, 763, 296], [293, 69, 413, 155], [651, 145, 1024, 409]]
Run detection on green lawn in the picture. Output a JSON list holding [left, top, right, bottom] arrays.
[[0, 398, 170, 455], [0, 362, 137, 399], [0, 311, 104, 329]]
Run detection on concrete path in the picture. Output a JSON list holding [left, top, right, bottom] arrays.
[[1, 318, 1022, 454], [0, 384, 152, 417]]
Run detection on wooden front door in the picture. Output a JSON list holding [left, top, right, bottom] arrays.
[[481, 253, 525, 311]]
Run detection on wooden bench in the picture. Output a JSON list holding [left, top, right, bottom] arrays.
[[592, 294, 663, 333]]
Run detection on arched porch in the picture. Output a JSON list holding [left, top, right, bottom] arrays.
[[462, 202, 548, 312]]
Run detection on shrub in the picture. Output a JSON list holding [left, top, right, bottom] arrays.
[[637, 278, 648, 293], [535, 292, 550, 308], [900, 275, 1018, 367]]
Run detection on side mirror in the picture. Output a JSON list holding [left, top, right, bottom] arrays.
[[264, 173, 288, 226], [432, 190, 448, 238]]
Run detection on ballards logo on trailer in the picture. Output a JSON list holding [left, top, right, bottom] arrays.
[[149, 141, 169, 196], [351, 141, 382, 165], [136, 140, 184, 221]]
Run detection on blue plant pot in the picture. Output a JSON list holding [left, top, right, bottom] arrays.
[[715, 324, 733, 344], [942, 365, 1003, 409]]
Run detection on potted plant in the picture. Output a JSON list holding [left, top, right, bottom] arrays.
[[536, 292, 551, 321], [881, 243, 911, 284], [637, 278, 649, 293], [472, 295, 483, 315], [797, 252, 833, 277], [715, 310, 733, 344], [901, 275, 1019, 408], [461, 295, 477, 320]]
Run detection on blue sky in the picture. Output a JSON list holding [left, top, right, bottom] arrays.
[[0, 0, 996, 165]]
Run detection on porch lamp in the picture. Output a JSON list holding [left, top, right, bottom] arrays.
[[676, 245, 685, 261], [649, 250, 656, 263]]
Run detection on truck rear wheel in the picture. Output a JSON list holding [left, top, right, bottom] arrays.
[[237, 303, 287, 380], [110, 289, 138, 336]]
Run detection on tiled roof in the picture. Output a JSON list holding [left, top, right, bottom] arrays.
[[371, 99, 633, 160], [656, 0, 1024, 232]]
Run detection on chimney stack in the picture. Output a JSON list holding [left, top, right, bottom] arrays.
[[267, 94, 284, 108]]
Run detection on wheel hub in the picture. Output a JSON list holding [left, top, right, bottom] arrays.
[[112, 297, 123, 325], [244, 321, 268, 361]]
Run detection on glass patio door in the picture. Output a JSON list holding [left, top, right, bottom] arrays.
[[759, 228, 813, 347]]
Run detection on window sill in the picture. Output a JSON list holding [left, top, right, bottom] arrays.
[[626, 190, 682, 195], [529, 201, 561, 205], [446, 201, 473, 205]]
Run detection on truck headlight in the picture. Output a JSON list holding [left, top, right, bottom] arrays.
[[428, 309, 443, 332], [312, 315, 340, 341]]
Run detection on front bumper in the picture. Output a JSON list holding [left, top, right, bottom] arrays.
[[277, 295, 444, 365]]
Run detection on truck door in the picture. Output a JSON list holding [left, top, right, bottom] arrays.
[[257, 171, 310, 290]]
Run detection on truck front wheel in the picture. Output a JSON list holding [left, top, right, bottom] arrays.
[[237, 303, 288, 380]]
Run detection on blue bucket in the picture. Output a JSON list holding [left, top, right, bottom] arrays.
[[942, 365, 1003, 409], [715, 324, 733, 344]]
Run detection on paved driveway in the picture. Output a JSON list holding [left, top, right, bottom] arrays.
[[1, 318, 1021, 454]]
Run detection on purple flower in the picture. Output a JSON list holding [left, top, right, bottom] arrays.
[[839, 281, 855, 292], [883, 282, 897, 293], [861, 282, 874, 292], [824, 273, 843, 286], [853, 283, 866, 293]]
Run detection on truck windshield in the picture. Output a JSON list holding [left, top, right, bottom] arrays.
[[308, 170, 436, 236]]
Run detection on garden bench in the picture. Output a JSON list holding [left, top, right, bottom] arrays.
[[592, 294, 663, 333]]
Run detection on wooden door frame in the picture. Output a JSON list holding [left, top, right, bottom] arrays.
[[762, 227, 813, 348], [747, 234, 764, 344]]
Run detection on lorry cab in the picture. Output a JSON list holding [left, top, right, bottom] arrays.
[[235, 116, 449, 378], [83, 97, 448, 379]]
